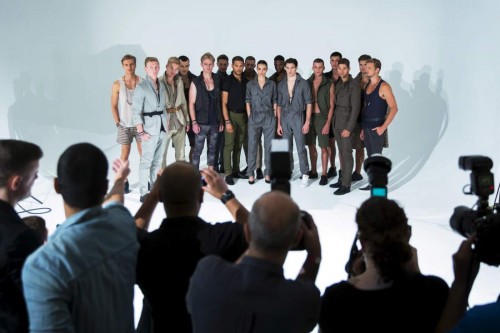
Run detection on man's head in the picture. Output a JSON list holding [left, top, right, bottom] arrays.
[[200, 52, 215, 74], [231, 56, 245, 76], [245, 56, 256, 72], [274, 55, 285, 73], [312, 58, 325, 77], [256, 60, 268, 77], [144, 57, 160, 79], [166, 57, 180, 78], [178, 55, 190, 76], [330, 51, 342, 70], [217, 54, 229, 73], [159, 162, 203, 216], [337, 58, 350, 80], [0, 140, 42, 206], [247, 191, 301, 256], [55, 143, 108, 209], [366, 58, 382, 79], [284, 58, 298, 77], [358, 54, 372, 75], [121, 54, 136, 75], [22, 215, 48, 245]]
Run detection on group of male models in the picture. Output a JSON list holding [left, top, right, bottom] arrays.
[[111, 51, 398, 199]]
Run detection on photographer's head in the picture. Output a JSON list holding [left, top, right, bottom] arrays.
[[247, 192, 301, 259], [55, 143, 108, 209], [159, 162, 203, 217], [356, 197, 412, 282]]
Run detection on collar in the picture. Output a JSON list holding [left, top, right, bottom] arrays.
[[240, 256, 284, 277]]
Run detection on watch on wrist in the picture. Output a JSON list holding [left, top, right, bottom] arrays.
[[220, 190, 235, 204]]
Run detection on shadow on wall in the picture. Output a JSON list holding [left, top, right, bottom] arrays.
[[8, 45, 147, 176]]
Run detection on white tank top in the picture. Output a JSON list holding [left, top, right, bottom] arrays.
[[119, 76, 143, 127]]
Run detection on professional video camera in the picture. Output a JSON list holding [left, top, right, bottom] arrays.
[[450, 155, 500, 266], [269, 139, 291, 195], [345, 155, 392, 276]]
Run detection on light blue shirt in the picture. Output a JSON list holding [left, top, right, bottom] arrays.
[[22, 202, 139, 333]]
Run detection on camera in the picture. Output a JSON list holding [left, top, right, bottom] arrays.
[[363, 154, 392, 197], [270, 139, 291, 195], [450, 155, 500, 266]]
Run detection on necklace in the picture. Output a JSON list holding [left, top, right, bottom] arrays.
[[124, 76, 136, 105]]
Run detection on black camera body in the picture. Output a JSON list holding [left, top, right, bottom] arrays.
[[450, 155, 500, 266], [270, 139, 291, 195], [364, 154, 392, 197]]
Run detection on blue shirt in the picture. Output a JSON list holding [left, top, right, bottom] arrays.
[[449, 299, 500, 333], [22, 202, 139, 333]]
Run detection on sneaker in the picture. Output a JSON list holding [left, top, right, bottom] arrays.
[[327, 167, 337, 178], [308, 171, 319, 179], [334, 185, 351, 195], [359, 185, 370, 191], [300, 174, 309, 188], [225, 175, 235, 185], [319, 175, 328, 186], [256, 168, 264, 179], [352, 171, 363, 181], [329, 179, 342, 188], [124, 181, 130, 194]]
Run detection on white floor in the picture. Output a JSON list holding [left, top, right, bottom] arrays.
[[18, 144, 500, 331]]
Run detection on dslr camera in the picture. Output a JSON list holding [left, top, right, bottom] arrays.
[[450, 155, 500, 266]]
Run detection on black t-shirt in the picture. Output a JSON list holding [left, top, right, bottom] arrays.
[[222, 74, 248, 112]]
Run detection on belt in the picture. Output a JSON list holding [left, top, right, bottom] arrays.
[[166, 106, 183, 113], [143, 111, 163, 117], [363, 116, 385, 122], [230, 109, 246, 114]]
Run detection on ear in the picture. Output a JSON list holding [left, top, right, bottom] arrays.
[[243, 223, 251, 244], [9, 175, 22, 191], [54, 177, 61, 194]]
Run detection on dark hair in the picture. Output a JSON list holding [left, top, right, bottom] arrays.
[[358, 54, 372, 62], [121, 54, 136, 64], [313, 58, 324, 65], [274, 55, 285, 62], [0, 140, 43, 187], [285, 58, 298, 67], [178, 55, 190, 62], [257, 60, 268, 67], [330, 51, 342, 59], [232, 56, 244, 64], [56, 143, 108, 209], [339, 58, 350, 68], [217, 54, 229, 62], [356, 197, 412, 282], [245, 56, 256, 62], [367, 58, 382, 70], [144, 57, 159, 67], [22, 216, 47, 245]]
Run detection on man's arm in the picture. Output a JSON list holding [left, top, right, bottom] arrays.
[[178, 79, 190, 132], [374, 82, 398, 135], [200, 169, 249, 225], [189, 82, 200, 134], [222, 91, 233, 133], [134, 177, 161, 231], [103, 159, 130, 205], [302, 103, 312, 134], [322, 82, 335, 135], [296, 215, 322, 282], [111, 80, 120, 125], [344, 83, 361, 136], [276, 105, 283, 136]]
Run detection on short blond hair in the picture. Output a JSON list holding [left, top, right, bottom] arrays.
[[200, 52, 215, 63], [167, 57, 180, 66]]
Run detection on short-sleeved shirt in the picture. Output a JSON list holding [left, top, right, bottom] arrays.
[[222, 73, 248, 112], [277, 73, 312, 115], [187, 255, 320, 333], [245, 78, 277, 113], [319, 274, 449, 333], [136, 216, 247, 333]]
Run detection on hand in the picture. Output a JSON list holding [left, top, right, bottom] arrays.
[[200, 168, 228, 199], [301, 215, 321, 258], [302, 122, 310, 134], [219, 124, 224, 132], [186, 124, 190, 132], [141, 132, 151, 142], [452, 236, 480, 287], [360, 129, 364, 140], [277, 124, 283, 136], [192, 123, 201, 134], [321, 124, 330, 135], [341, 129, 351, 138], [112, 159, 130, 181], [372, 126, 385, 136], [226, 123, 234, 133]]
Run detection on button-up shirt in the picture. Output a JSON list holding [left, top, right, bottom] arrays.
[[245, 78, 277, 113], [277, 73, 312, 114]]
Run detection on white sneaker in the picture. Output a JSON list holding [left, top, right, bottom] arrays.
[[301, 174, 309, 188]]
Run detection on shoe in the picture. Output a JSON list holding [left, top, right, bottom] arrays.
[[327, 167, 337, 178], [329, 179, 342, 188], [237, 171, 249, 179], [225, 175, 235, 185], [334, 185, 351, 195], [241, 166, 248, 174], [140, 194, 149, 203], [256, 168, 264, 179], [248, 177, 255, 185], [300, 174, 309, 188], [124, 181, 130, 194], [308, 171, 319, 179], [265, 178, 271, 184], [352, 171, 363, 181], [319, 175, 328, 186], [359, 185, 370, 191]]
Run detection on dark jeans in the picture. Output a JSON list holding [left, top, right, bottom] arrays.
[[192, 124, 219, 168]]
